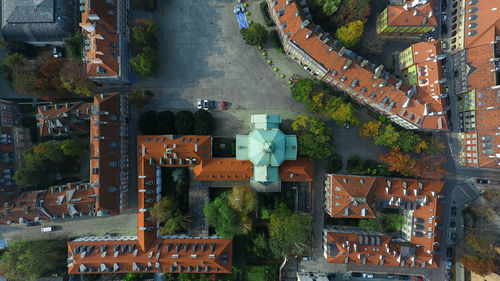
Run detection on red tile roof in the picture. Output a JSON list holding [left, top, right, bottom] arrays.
[[325, 174, 444, 266], [80, 0, 120, 79], [279, 158, 314, 182], [90, 93, 129, 215], [37, 102, 91, 136], [386, 1, 438, 27], [269, 0, 447, 130]]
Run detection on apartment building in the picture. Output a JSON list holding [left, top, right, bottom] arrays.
[[377, 0, 438, 36], [267, 0, 447, 131], [36, 102, 92, 137], [90, 93, 129, 215], [323, 174, 444, 268], [80, 0, 129, 82], [449, 0, 500, 167]]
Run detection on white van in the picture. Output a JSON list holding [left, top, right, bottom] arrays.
[[41, 226, 54, 232]]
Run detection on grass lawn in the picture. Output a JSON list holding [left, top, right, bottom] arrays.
[[232, 265, 278, 281], [212, 137, 236, 157]]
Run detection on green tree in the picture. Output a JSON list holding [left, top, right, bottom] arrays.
[[396, 131, 421, 153], [0, 239, 67, 281], [138, 110, 159, 134], [132, 18, 158, 47], [269, 203, 311, 258], [332, 0, 371, 26], [203, 191, 242, 238], [360, 120, 382, 139], [292, 115, 334, 159], [150, 197, 191, 235], [359, 213, 405, 233], [321, 0, 341, 15], [194, 110, 215, 135], [324, 97, 359, 126], [60, 59, 95, 96], [60, 139, 82, 157], [130, 47, 158, 77], [291, 78, 314, 102], [251, 233, 270, 258], [123, 273, 145, 281], [240, 23, 269, 46], [228, 186, 257, 215], [373, 124, 400, 147], [174, 110, 194, 135], [158, 110, 176, 134], [335, 20, 364, 48], [63, 32, 84, 59], [127, 90, 154, 111], [33, 141, 65, 162]]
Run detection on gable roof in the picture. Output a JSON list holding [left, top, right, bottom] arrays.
[[386, 1, 437, 27], [37, 102, 91, 136]]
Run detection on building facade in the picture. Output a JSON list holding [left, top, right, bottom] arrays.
[[449, 0, 500, 168], [324, 174, 444, 268], [377, 0, 437, 37], [80, 0, 130, 83], [267, 0, 447, 131]]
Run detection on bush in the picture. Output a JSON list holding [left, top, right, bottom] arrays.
[[327, 154, 343, 172], [260, 1, 275, 26], [240, 23, 269, 46], [270, 30, 285, 54], [138, 111, 159, 134], [194, 110, 215, 135], [175, 111, 195, 135], [130, 47, 158, 77], [158, 110, 176, 134], [347, 156, 364, 174], [63, 33, 83, 59]]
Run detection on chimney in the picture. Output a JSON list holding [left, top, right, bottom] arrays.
[[360, 60, 369, 68], [343, 59, 352, 70], [343, 178, 348, 184], [418, 181, 423, 190], [403, 180, 407, 189], [414, 189, 418, 196], [423, 103, 429, 116], [323, 37, 330, 44], [360, 179, 365, 185], [395, 80, 403, 90], [300, 19, 310, 29], [386, 187, 390, 194], [306, 30, 313, 39]]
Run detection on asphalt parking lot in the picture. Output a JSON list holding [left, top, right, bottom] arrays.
[[148, 0, 309, 112]]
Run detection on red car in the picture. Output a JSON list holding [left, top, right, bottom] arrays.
[[221, 101, 227, 110]]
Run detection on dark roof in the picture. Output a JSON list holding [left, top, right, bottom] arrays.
[[1, 0, 74, 43]]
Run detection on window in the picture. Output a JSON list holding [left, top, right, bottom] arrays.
[[109, 161, 118, 167], [93, 168, 99, 174], [108, 186, 118, 192]]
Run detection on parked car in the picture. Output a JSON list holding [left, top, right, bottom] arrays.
[[233, 5, 245, 13], [203, 99, 209, 110], [352, 273, 362, 277], [476, 179, 500, 185], [449, 218, 456, 228], [221, 101, 227, 111], [428, 36, 436, 41], [446, 270, 451, 281], [451, 206, 457, 217], [442, 12, 448, 21], [398, 276, 410, 280], [41, 226, 54, 232], [302, 256, 311, 261], [26, 221, 40, 226], [52, 46, 63, 58], [387, 275, 396, 279], [413, 277, 423, 281], [362, 273, 374, 278], [441, 24, 448, 35], [197, 99, 202, 109], [447, 259, 453, 270], [450, 232, 457, 242], [442, 0, 447, 10], [446, 246, 453, 258]]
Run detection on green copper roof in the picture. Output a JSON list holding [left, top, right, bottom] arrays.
[[236, 114, 298, 185]]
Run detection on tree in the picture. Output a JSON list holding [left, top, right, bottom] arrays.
[[132, 18, 158, 47], [33, 141, 65, 162], [130, 47, 158, 77], [292, 115, 334, 159], [174, 110, 194, 135], [373, 124, 400, 147], [228, 186, 257, 215], [413, 156, 448, 180], [332, 0, 371, 26], [150, 197, 191, 235], [63, 32, 84, 59], [362, 34, 385, 54], [396, 131, 421, 153], [158, 110, 176, 134], [123, 273, 146, 281], [321, 0, 341, 15], [60, 139, 82, 157], [305, 91, 325, 113], [0, 239, 67, 281], [327, 153, 343, 173], [422, 136, 446, 155], [324, 97, 359, 126], [335, 20, 364, 48], [194, 110, 215, 135], [269, 203, 311, 258], [127, 89, 154, 111], [359, 213, 405, 233], [172, 168, 187, 184], [378, 147, 416, 176], [360, 120, 382, 139], [291, 78, 314, 102], [138, 111, 159, 134], [60, 59, 95, 96], [251, 233, 270, 258], [240, 23, 269, 46], [203, 191, 242, 238], [460, 255, 498, 277], [5, 41, 36, 57]]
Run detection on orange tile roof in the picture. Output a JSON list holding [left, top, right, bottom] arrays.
[[193, 158, 253, 181], [90, 93, 129, 215], [37, 102, 91, 136], [409, 41, 446, 103], [68, 237, 232, 274], [325, 174, 444, 264], [325, 226, 439, 268], [269, 0, 447, 130], [386, 1, 438, 27], [80, 0, 120, 78], [464, 0, 500, 49], [279, 158, 314, 181]]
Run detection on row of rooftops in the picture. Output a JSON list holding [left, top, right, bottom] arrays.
[[454, 0, 500, 168], [268, 0, 447, 130], [36, 102, 91, 137], [324, 175, 444, 267], [384, 0, 438, 29]]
